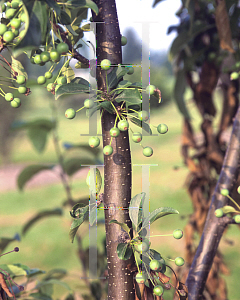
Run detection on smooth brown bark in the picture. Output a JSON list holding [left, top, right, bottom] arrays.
[[186, 105, 240, 299], [93, 1, 135, 299]]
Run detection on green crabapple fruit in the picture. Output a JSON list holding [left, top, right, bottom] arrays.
[[10, 97, 21, 108], [47, 83, 55, 92], [175, 257, 185, 266], [20, 13, 26, 22], [121, 36, 127, 46], [157, 123, 168, 134], [0, 24, 7, 35], [135, 272, 147, 284], [173, 229, 183, 239], [110, 127, 120, 137], [11, 1, 19, 8], [16, 75, 26, 85], [117, 119, 129, 131], [34, 54, 42, 64], [134, 240, 150, 253], [65, 108, 76, 119], [233, 215, 240, 223], [100, 59, 111, 70], [89, 136, 100, 148], [45, 71, 52, 79], [3, 31, 15, 43], [50, 50, 60, 62], [146, 84, 156, 95], [84, 99, 94, 109], [103, 145, 113, 156], [10, 18, 21, 29], [220, 189, 229, 196], [143, 146, 153, 157], [230, 72, 239, 80], [5, 8, 16, 19], [132, 132, 142, 143], [149, 259, 161, 271], [18, 86, 27, 94], [37, 76, 46, 85], [126, 66, 134, 75], [153, 285, 164, 297], [57, 42, 69, 54], [57, 76, 67, 85], [5, 93, 14, 101], [138, 110, 149, 121], [215, 208, 224, 218], [40, 51, 50, 63], [237, 186, 240, 194]]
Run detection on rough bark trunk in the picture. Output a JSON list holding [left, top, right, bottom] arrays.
[[186, 105, 240, 299], [92, 1, 135, 299]]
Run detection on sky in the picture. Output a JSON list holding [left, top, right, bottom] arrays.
[[115, 0, 182, 51]]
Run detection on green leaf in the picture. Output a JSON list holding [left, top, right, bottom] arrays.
[[11, 56, 28, 79], [59, 9, 71, 24], [109, 220, 130, 234], [129, 192, 146, 231], [61, 64, 75, 83], [65, 0, 99, 15], [29, 293, 52, 300], [62, 142, 101, 157], [222, 205, 239, 214], [28, 127, 49, 153], [86, 168, 102, 194], [115, 88, 142, 105], [173, 69, 190, 119], [17, 164, 54, 191], [55, 81, 90, 100], [36, 279, 71, 291], [69, 205, 89, 242], [14, 0, 50, 56], [0, 264, 28, 277], [22, 208, 63, 236], [63, 157, 99, 176], [42, 269, 67, 281], [149, 249, 162, 260], [142, 207, 179, 228], [99, 101, 115, 114], [43, 0, 61, 15], [129, 116, 152, 135], [116, 243, 132, 260]]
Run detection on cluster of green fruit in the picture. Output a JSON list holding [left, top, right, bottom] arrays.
[[29, 42, 69, 91], [65, 58, 167, 157], [132, 230, 184, 296], [31, 42, 69, 67], [214, 188, 240, 223], [1, 74, 28, 107], [0, 0, 27, 44]]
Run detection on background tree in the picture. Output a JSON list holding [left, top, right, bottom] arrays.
[[153, 0, 240, 299]]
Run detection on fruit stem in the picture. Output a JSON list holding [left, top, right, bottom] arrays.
[[110, 102, 121, 121], [76, 106, 85, 113], [149, 234, 172, 238], [105, 72, 109, 94], [133, 249, 141, 274], [109, 87, 142, 95], [54, 58, 71, 84], [142, 260, 155, 286], [227, 195, 240, 211], [0, 87, 5, 96]]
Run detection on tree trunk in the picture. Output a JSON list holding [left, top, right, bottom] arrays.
[[92, 1, 135, 299], [186, 104, 240, 299]]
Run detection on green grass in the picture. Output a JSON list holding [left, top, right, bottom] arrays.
[[1, 85, 240, 299]]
